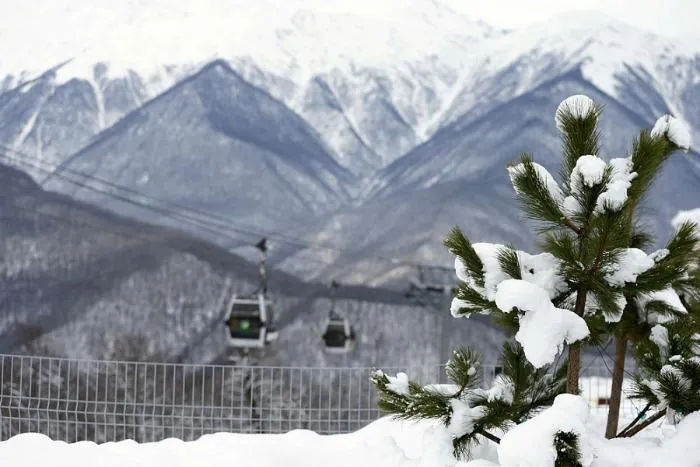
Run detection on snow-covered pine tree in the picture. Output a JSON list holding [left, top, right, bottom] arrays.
[[371, 94, 698, 464], [620, 267, 700, 436], [371, 342, 567, 458], [601, 220, 700, 437], [447, 95, 697, 438]]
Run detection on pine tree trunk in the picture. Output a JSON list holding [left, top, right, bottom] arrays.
[[605, 336, 627, 438], [566, 290, 587, 394], [566, 344, 581, 394]]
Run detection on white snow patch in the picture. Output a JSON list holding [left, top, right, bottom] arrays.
[[386, 372, 410, 396], [595, 157, 637, 213], [571, 155, 607, 194], [606, 294, 627, 323], [650, 114, 692, 152], [562, 195, 581, 216], [456, 243, 566, 302], [451, 297, 472, 317], [592, 410, 700, 467], [637, 287, 687, 323], [494, 280, 589, 367], [555, 95, 597, 132], [650, 324, 669, 353], [672, 208, 700, 229], [498, 394, 593, 467], [423, 384, 460, 396], [447, 399, 487, 439], [486, 375, 515, 404], [649, 249, 670, 262], [604, 248, 655, 286], [474, 243, 509, 299], [507, 161, 564, 204], [0, 415, 462, 467], [455, 257, 470, 283], [458, 460, 500, 467], [518, 251, 567, 299], [582, 292, 625, 323]]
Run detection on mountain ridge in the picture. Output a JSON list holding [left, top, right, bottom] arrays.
[[274, 67, 700, 283], [1, 7, 699, 286], [39, 58, 354, 246]]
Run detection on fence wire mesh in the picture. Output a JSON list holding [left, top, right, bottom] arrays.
[[0, 354, 640, 443]]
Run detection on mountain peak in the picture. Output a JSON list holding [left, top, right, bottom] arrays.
[[539, 9, 637, 30], [0, 0, 499, 85]]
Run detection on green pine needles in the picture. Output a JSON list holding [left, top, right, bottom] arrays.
[[371, 342, 566, 459], [371, 94, 699, 465]]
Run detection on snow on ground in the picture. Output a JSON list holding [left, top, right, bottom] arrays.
[[0, 382, 695, 467], [0, 416, 463, 467], [0, 407, 697, 467], [0, 368, 689, 467]]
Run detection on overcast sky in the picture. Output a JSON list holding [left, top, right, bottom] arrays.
[[450, 0, 700, 39], [1, 0, 698, 41]]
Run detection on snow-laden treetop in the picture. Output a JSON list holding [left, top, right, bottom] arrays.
[[449, 93, 695, 369]]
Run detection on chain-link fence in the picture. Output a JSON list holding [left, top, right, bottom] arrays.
[[0, 354, 640, 443]]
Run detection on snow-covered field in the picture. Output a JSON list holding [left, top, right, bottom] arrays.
[[0, 374, 694, 467], [0, 405, 698, 467]]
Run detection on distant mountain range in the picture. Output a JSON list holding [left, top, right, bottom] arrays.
[[2, 3, 700, 287], [0, 159, 507, 368]]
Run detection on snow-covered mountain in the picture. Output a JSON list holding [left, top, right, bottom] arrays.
[[279, 69, 700, 282], [1, 3, 700, 285], [421, 11, 700, 134], [39, 59, 353, 243], [0, 0, 501, 176], [0, 159, 505, 368]]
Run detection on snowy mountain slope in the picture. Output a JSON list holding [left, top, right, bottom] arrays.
[[427, 11, 700, 139], [372, 68, 650, 197], [276, 177, 526, 285], [0, 0, 498, 82], [0, 0, 501, 176], [282, 70, 700, 283], [2, 6, 699, 180], [0, 62, 190, 178], [0, 159, 505, 367], [0, 160, 258, 357], [39, 60, 353, 243], [1, 6, 700, 286]]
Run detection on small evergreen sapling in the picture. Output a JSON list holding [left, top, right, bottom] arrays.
[[446, 95, 696, 437], [619, 262, 700, 436], [371, 342, 566, 459], [372, 94, 698, 465]]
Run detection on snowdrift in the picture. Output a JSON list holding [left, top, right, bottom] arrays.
[[1, 410, 699, 467], [0, 416, 470, 467]]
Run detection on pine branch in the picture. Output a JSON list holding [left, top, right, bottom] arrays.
[[554, 431, 584, 467], [557, 101, 603, 188], [497, 246, 522, 280], [452, 283, 499, 317], [635, 221, 700, 292], [564, 217, 583, 235], [445, 227, 485, 288], [508, 155, 569, 229], [476, 428, 501, 444], [618, 409, 665, 437], [616, 403, 651, 437], [627, 130, 677, 205], [589, 228, 610, 274], [446, 347, 481, 395]]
